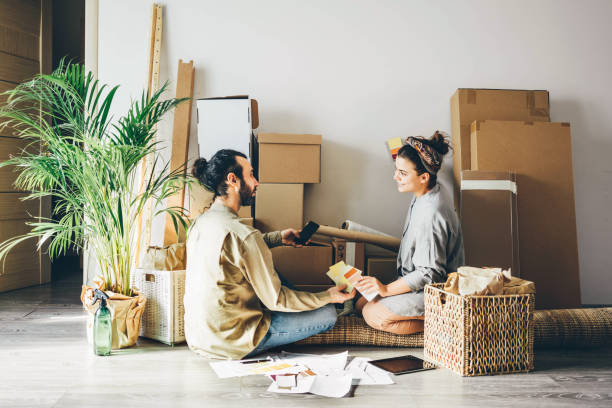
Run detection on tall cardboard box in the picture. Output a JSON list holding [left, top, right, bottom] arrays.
[[460, 170, 520, 276], [450, 89, 550, 208], [255, 183, 303, 232], [366, 257, 397, 284], [271, 242, 333, 289], [197, 96, 258, 160], [188, 183, 251, 220], [471, 120, 580, 309], [255, 133, 321, 183]]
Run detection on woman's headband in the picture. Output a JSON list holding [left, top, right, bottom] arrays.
[[405, 136, 442, 174]]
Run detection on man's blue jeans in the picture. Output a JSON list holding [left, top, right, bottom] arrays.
[[247, 274, 337, 356]]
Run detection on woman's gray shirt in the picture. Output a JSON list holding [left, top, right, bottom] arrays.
[[378, 184, 464, 317]]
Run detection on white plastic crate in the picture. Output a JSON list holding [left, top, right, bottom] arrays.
[[132, 268, 186, 345]]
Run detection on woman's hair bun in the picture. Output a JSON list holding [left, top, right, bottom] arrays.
[[429, 130, 450, 156], [192, 158, 208, 181]]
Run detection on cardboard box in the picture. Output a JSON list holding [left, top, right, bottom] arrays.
[[188, 183, 251, 220], [366, 257, 397, 284], [255, 133, 321, 183], [471, 120, 580, 309], [332, 238, 365, 270], [197, 96, 258, 160], [255, 183, 303, 232], [271, 242, 333, 286], [460, 170, 520, 276], [450, 89, 550, 208]]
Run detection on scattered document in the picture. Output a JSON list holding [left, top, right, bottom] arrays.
[[309, 370, 353, 398], [278, 351, 349, 373], [211, 350, 395, 398], [267, 370, 317, 394], [345, 357, 394, 385], [209, 357, 303, 378], [327, 261, 378, 301]]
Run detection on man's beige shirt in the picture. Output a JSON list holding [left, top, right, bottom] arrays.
[[184, 201, 331, 359]]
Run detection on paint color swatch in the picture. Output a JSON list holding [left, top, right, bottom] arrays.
[[387, 137, 403, 160], [326, 261, 378, 301]]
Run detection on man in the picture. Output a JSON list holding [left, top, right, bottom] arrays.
[[185, 149, 355, 359]]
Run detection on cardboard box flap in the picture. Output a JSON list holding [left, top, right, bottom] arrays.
[[258, 133, 322, 145]]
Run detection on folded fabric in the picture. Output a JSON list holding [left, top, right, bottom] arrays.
[[141, 243, 186, 270], [443, 266, 531, 296], [503, 276, 536, 295]]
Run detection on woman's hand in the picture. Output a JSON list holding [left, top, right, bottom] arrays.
[[280, 228, 307, 247], [355, 276, 388, 297], [327, 284, 356, 303]]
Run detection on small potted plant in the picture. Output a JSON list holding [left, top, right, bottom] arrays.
[[0, 61, 191, 348]]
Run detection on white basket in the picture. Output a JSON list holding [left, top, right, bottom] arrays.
[[132, 268, 186, 345]]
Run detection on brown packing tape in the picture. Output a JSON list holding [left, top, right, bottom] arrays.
[[526, 91, 535, 109], [251, 99, 259, 129], [530, 108, 549, 117], [562, 122, 571, 127], [467, 89, 477, 104]]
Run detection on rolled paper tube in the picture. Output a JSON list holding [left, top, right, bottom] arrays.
[[315, 225, 401, 251]]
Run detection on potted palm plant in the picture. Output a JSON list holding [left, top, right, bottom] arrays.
[[0, 62, 191, 347]]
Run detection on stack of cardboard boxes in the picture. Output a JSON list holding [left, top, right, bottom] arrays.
[[253, 133, 335, 292], [192, 96, 400, 292], [451, 89, 581, 309]]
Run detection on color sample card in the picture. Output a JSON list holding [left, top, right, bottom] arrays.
[[326, 261, 378, 301], [387, 137, 404, 160]]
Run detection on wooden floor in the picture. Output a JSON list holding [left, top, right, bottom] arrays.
[[2, 272, 612, 408]]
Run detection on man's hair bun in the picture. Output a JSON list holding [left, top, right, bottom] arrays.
[[192, 158, 208, 181]]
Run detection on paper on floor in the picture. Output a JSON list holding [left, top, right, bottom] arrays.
[[210, 351, 348, 379], [267, 369, 352, 398], [209, 357, 303, 378], [345, 357, 394, 385]]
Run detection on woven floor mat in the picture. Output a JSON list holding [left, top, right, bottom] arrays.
[[296, 308, 612, 349]]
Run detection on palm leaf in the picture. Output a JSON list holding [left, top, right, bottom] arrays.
[[0, 61, 193, 295]]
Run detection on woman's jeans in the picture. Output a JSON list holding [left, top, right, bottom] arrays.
[[247, 274, 337, 357]]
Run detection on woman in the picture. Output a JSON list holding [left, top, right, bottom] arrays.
[[355, 131, 464, 334]]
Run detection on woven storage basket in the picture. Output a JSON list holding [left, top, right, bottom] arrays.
[[132, 268, 186, 345], [424, 283, 534, 376]]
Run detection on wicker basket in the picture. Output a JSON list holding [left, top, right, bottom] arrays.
[[424, 283, 534, 376], [132, 268, 186, 345]]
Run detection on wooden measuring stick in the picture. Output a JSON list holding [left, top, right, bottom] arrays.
[[135, 3, 162, 267], [163, 60, 195, 245]]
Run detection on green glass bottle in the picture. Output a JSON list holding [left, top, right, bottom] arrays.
[[92, 289, 112, 356]]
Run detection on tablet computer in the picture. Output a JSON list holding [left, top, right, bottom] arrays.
[[368, 355, 435, 375]]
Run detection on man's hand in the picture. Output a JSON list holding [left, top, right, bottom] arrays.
[[281, 228, 308, 247], [355, 276, 388, 297], [327, 284, 356, 304]]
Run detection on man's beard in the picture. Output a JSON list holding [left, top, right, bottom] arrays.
[[239, 181, 254, 206]]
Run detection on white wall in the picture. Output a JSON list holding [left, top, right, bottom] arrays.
[[98, 0, 612, 304]]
